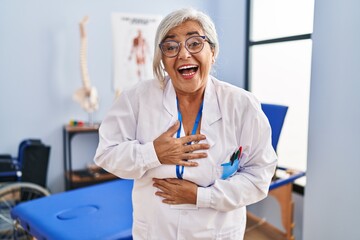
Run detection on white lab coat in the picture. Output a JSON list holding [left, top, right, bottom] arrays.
[[94, 76, 277, 240]]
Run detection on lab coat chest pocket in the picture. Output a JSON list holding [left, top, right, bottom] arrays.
[[197, 125, 240, 183], [212, 150, 240, 181], [212, 144, 242, 180]]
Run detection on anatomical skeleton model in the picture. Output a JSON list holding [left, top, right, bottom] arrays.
[[73, 16, 99, 120]]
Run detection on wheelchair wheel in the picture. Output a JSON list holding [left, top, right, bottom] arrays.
[[0, 182, 50, 240]]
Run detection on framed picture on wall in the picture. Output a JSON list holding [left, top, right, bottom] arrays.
[[112, 13, 162, 96]]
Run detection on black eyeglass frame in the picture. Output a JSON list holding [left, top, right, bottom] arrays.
[[159, 35, 212, 58]]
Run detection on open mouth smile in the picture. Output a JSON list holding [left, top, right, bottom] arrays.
[[177, 64, 199, 78]]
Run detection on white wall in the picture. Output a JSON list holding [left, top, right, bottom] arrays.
[[303, 0, 360, 239], [0, 0, 247, 193], [0, 0, 212, 193], [211, 0, 247, 88]]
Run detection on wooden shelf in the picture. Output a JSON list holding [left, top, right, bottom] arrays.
[[64, 124, 100, 132], [63, 123, 106, 190], [66, 168, 118, 189]]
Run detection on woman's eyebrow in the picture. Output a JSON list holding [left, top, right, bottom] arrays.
[[163, 31, 201, 41], [163, 34, 176, 40], [186, 31, 200, 36]]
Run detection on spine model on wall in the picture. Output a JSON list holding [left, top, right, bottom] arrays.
[[73, 16, 99, 119]]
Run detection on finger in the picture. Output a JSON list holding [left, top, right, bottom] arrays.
[[164, 121, 180, 137], [163, 199, 177, 205], [155, 191, 173, 200], [164, 178, 182, 185], [180, 134, 206, 144], [153, 178, 184, 186], [182, 152, 208, 160], [153, 183, 170, 193], [183, 143, 210, 153], [153, 178, 175, 188], [177, 160, 199, 167], [153, 178, 167, 186]]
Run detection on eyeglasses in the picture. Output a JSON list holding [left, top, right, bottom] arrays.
[[159, 35, 209, 58]]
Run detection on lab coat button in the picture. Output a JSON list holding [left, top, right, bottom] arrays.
[[182, 211, 188, 216]]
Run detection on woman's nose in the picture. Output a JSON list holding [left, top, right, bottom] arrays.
[[177, 44, 192, 59]]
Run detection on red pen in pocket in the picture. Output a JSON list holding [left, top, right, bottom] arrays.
[[237, 146, 242, 160]]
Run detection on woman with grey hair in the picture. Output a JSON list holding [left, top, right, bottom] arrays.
[[95, 8, 276, 239]]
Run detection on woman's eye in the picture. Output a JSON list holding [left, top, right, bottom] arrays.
[[188, 41, 201, 48], [167, 46, 178, 51]]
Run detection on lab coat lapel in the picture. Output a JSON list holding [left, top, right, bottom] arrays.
[[201, 77, 222, 147], [162, 78, 178, 127]]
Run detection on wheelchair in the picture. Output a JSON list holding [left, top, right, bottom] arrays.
[[0, 182, 50, 239], [0, 139, 51, 239]]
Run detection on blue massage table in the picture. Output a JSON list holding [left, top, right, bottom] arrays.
[[11, 179, 134, 240], [11, 172, 304, 240]]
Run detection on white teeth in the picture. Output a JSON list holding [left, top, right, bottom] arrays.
[[182, 72, 195, 76], [178, 65, 197, 70]]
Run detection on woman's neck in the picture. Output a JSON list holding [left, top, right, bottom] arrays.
[[176, 90, 205, 136], [177, 93, 203, 107]]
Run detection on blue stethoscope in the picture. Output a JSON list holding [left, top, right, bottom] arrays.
[[176, 99, 204, 179]]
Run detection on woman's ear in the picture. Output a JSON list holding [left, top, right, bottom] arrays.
[[211, 48, 215, 64], [212, 55, 215, 64]]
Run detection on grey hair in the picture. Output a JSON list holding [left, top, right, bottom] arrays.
[[153, 8, 219, 87]]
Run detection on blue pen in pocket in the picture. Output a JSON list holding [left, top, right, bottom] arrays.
[[221, 146, 242, 180]]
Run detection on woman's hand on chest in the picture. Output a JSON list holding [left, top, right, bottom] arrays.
[[153, 121, 210, 167]]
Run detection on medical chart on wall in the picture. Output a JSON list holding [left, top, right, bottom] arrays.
[[112, 13, 162, 95]]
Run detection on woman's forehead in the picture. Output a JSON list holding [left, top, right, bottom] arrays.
[[165, 20, 204, 38]]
